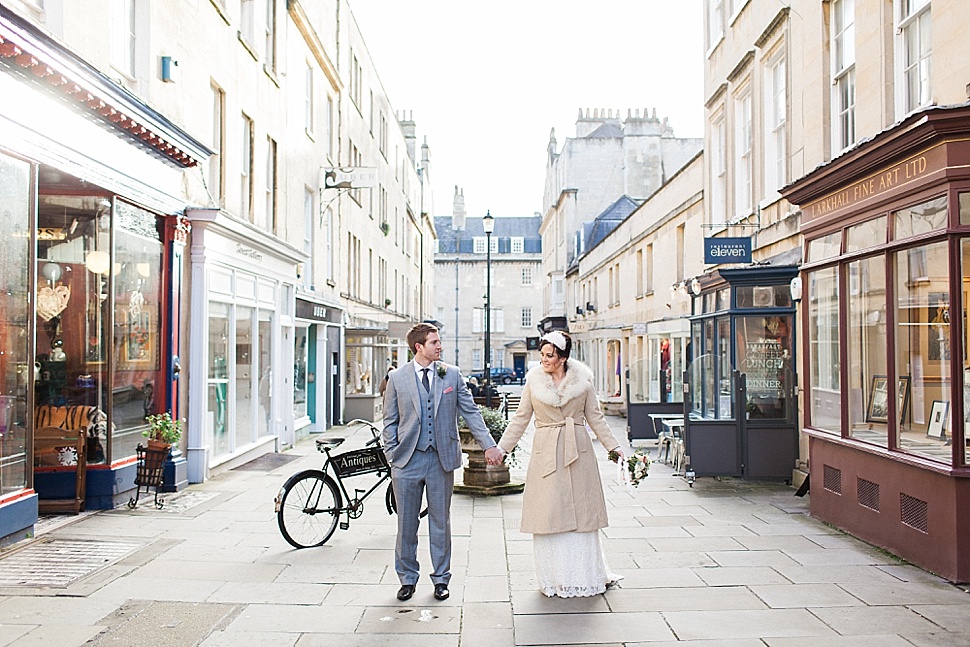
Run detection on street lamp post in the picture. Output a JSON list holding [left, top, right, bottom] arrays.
[[483, 210, 494, 408]]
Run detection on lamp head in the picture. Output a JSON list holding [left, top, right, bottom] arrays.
[[690, 278, 702, 296], [482, 210, 495, 235]]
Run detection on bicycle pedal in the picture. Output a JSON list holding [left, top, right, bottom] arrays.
[[339, 522, 349, 530]]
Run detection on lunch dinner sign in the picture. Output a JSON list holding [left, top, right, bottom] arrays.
[[704, 237, 752, 264]]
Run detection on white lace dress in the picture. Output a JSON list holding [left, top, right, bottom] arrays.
[[533, 530, 621, 597]]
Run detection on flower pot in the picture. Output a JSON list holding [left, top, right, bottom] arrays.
[[456, 429, 522, 494]]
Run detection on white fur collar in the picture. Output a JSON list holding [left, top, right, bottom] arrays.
[[525, 359, 593, 407]]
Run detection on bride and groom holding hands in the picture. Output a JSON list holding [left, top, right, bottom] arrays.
[[381, 323, 623, 601]]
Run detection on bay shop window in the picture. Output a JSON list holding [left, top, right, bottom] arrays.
[[804, 194, 969, 466]]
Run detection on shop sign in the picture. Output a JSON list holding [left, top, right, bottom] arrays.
[[296, 298, 340, 322], [704, 237, 752, 264], [802, 144, 945, 224], [235, 244, 263, 262], [632, 323, 647, 335], [321, 167, 378, 189]]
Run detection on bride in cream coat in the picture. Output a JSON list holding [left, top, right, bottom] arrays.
[[496, 330, 624, 597]]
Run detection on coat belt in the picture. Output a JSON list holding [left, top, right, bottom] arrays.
[[534, 416, 583, 477]]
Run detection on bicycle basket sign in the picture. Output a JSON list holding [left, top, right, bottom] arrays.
[[332, 446, 388, 477]]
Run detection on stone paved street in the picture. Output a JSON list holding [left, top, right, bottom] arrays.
[[1, 414, 969, 646]]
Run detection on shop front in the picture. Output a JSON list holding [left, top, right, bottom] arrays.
[[344, 328, 389, 423], [295, 296, 344, 433], [185, 209, 304, 483], [0, 8, 208, 541], [626, 319, 690, 442], [683, 266, 798, 481], [782, 104, 970, 582]]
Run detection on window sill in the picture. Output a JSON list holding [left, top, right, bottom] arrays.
[[237, 32, 259, 62], [263, 65, 279, 87], [209, 0, 230, 25]]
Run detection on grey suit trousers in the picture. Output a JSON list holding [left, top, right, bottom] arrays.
[[392, 446, 453, 585]]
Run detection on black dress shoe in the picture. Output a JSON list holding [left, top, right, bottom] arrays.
[[433, 583, 450, 600], [397, 584, 415, 601]]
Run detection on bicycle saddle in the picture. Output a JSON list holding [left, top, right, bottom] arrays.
[[315, 437, 345, 450]]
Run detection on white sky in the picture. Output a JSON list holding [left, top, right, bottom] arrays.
[[349, 1, 704, 221]]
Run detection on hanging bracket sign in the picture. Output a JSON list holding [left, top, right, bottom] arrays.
[[704, 237, 752, 264], [320, 167, 378, 189]]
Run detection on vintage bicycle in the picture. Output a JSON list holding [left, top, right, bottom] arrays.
[[275, 418, 425, 548]]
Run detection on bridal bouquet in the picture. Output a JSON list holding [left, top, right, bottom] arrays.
[[607, 448, 651, 487], [626, 449, 651, 487]]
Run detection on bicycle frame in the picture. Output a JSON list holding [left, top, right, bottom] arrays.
[[319, 447, 391, 518]]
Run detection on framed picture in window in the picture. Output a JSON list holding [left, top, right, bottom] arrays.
[[866, 375, 911, 424], [866, 376, 890, 423], [927, 400, 949, 439]]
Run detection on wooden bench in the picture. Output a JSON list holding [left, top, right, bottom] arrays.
[[34, 426, 86, 514], [33, 404, 103, 515], [473, 396, 502, 410]]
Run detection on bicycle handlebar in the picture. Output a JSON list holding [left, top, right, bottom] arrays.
[[345, 418, 382, 446]]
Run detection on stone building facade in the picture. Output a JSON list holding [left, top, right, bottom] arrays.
[[434, 189, 542, 380]]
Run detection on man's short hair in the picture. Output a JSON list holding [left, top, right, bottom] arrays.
[[406, 323, 439, 354]]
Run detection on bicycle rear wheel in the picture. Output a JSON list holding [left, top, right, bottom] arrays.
[[277, 470, 342, 548], [385, 482, 430, 519]]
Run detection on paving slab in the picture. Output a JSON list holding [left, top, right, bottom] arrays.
[[222, 603, 362, 633], [706, 549, 801, 568], [510, 589, 610, 615], [355, 605, 461, 634], [692, 565, 791, 586], [4, 624, 104, 647], [762, 635, 919, 646], [206, 581, 331, 605], [200, 629, 298, 646], [838, 581, 970, 606], [0, 596, 117, 626], [905, 603, 970, 632], [88, 600, 237, 647], [296, 634, 458, 647], [809, 605, 945, 635], [899, 631, 970, 647], [663, 608, 836, 640], [513, 611, 673, 645], [604, 586, 766, 613], [749, 583, 864, 608]]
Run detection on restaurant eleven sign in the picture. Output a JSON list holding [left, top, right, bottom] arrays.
[[801, 143, 945, 224]]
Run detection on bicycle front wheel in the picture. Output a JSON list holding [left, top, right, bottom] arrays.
[[277, 470, 342, 548]]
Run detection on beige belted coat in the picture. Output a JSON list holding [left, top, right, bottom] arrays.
[[498, 360, 621, 535]]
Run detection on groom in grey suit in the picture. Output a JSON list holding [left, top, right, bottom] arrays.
[[382, 323, 503, 601]]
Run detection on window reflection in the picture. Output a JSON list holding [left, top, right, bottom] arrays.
[[894, 240, 951, 464], [847, 256, 888, 447]]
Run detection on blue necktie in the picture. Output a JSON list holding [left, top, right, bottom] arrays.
[[421, 368, 430, 393]]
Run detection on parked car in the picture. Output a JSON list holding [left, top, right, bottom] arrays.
[[469, 367, 519, 385]]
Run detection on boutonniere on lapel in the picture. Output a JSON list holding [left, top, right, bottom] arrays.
[[436, 362, 448, 379]]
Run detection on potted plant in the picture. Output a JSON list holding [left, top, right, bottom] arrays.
[[144, 411, 182, 452]]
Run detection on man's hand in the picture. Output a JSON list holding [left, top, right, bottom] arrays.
[[485, 446, 505, 466]]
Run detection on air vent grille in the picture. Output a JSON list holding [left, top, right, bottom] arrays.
[[823, 464, 842, 494], [900, 493, 928, 533], [857, 478, 880, 511]]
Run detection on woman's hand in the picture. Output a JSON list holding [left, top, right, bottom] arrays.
[[607, 448, 624, 464]]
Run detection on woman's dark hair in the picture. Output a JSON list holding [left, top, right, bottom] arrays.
[[538, 330, 572, 361]]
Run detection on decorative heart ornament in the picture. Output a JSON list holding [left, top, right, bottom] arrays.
[[37, 285, 71, 321]]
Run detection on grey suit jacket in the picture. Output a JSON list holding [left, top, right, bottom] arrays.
[[382, 360, 495, 471]]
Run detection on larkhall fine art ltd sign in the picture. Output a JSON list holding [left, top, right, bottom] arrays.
[[801, 143, 946, 224]]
